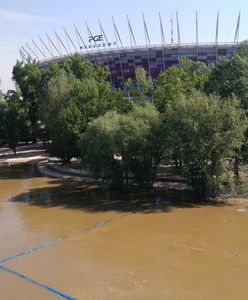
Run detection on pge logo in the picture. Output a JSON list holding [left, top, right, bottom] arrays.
[[88, 35, 103, 43]]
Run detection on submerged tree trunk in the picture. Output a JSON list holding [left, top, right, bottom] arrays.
[[233, 156, 240, 179], [125, 170, 129, 191]]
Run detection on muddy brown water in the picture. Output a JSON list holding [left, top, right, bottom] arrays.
[[0, 163, 248, 299]]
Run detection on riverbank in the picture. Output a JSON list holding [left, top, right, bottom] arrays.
[[0, 144, 189, 189], [0, 143, 47, 165], [1, 144, 248, 198]]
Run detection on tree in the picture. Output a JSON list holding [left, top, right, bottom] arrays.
[[163, 91, 247, 196], [154, 57, 210, 113], [205, 54, 248, 109], [79, 103, 165, 190], [0, 98, 6, 145], [125, 67, 153, 103], [40, 70, 80, 162], [4, 90, 26, 153], [40, 55, 129, 162], [12, 60, 45, 142]]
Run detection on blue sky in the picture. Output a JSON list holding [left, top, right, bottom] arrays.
[[1, 0, 248, 91]]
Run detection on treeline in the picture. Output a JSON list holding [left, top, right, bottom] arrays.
[[1, 42, 248, 196]]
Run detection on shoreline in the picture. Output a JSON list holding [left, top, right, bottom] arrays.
[[1, 144, 248, 202]]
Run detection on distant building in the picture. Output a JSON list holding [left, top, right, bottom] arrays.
[[20, 12, 241, 88]]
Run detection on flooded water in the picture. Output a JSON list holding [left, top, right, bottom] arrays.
[[1, 163, 248, 299]]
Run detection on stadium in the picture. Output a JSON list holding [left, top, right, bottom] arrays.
[[20, 12, 241, 88]]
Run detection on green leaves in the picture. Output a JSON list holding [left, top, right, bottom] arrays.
[[80, 103, 164, 190], [154, 57, 210, 113], [39, 55, 127, 162], [163, 91, 247, 196]]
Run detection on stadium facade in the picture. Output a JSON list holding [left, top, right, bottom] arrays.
[[20, 12, 241, 88]]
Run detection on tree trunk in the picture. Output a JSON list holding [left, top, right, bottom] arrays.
[[233, 156, 240, 179]]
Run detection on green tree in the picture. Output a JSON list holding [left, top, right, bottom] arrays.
[[164, 91, 247, 196], [154, 57, 210, 113], [4, 90, 25, 153], [12, 60, 45, 142], [40, 55, 128, 162], [205, 54, 248, 109], [40, 70, 80, 162], [125, 67, 153, 103], [0, 97, 6, 145], [79, 103, 164, 190]]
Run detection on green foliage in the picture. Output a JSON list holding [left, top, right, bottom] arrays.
[[154, 57, 210, 112], [79, 103, 164, 190], [0, 98, 7, 144], [40, 70, 80, 162], [12, 60, 45, 142], [163, 91, 247, 196], [40, 55, 129, 162], [4, 90, 30, 153], [125, 67, 153, 103], [205, 54, 248, 109]]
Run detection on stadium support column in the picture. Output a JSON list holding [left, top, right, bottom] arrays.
[[127, 15, 137, 72], [32, 39, 47, 60], [64, 27, 78, 54], [176, 12, 181, 58], [54, 30, 69, 55], [170, 14, 174, 44], [74, 24, 90, 58], [26, 43, 39, 60], [22, 46, 32, 60], [143, 14, 151, 77], [86, 21, 104, 63], [85, 21, 97, 64], [234, 12, 241, 44], [39, 36, 54, 59], [112, 17, 125, 86], [98, 19, 114, 88], [159, 12, 166, 71], [47, 34, 61, 57], [196, 11, 199, 62], [64, 27, 72, 54], [215, 11, 219, 63], [19, 49, 28, 62]]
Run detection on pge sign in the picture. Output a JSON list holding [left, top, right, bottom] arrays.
[[88, 35, 103, 43]]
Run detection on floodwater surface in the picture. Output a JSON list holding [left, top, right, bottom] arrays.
[[0, 163, 248, 299]]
